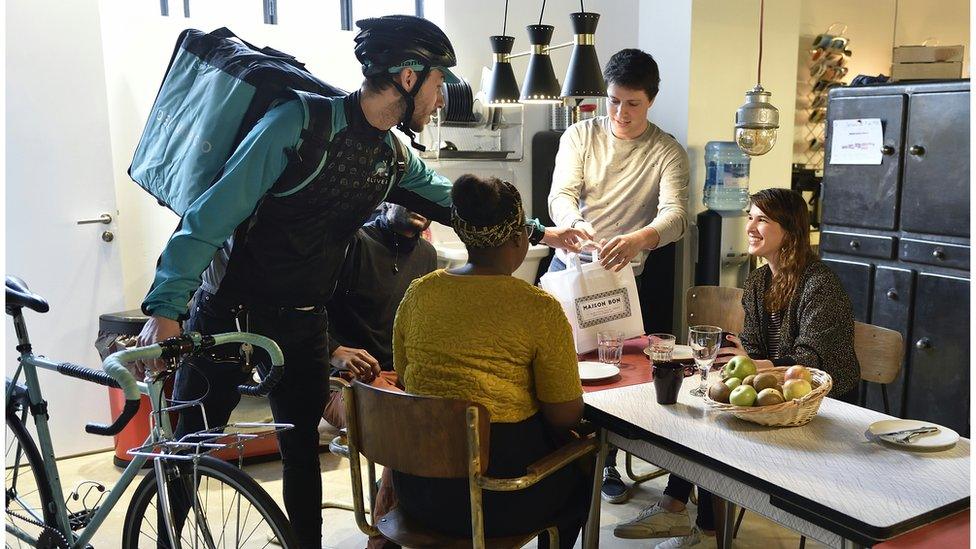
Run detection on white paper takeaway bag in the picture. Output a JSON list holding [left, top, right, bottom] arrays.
[[539, 255, 644, 353]]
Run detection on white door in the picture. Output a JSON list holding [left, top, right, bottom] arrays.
[[6, 0, 126, 456]]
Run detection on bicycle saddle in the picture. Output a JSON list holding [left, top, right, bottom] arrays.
[[6, 275, 50, 314]]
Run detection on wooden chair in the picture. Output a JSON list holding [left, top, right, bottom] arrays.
[[321, 376, 373, 514], [342, 380, 598, 549], [686, 285, 745, 334], [854, 321, 904, 415], [622, 286, 746, 487]]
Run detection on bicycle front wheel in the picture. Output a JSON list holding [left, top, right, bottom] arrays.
[[121, 455, 297, 549]]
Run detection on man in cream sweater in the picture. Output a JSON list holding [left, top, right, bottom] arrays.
[[548, 48, 690, 504]]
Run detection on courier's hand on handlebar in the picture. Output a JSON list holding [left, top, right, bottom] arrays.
[[90, 331, 286, 436], [135, 315, 183, 378]]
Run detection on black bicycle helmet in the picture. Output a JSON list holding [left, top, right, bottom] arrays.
[[354, 15, 459, 149]]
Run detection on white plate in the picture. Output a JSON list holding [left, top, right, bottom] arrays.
[[868, 419, 960, 450], [643, 344, 694, 361], [578, 361, 620, 382]]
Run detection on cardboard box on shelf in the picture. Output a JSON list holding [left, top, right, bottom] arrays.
[[892, 45, 964, 64], [891, 61, 963, 81]]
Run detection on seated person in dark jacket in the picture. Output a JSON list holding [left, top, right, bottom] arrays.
[[323, 202, 436, 428], [613, 188, 860, 548]]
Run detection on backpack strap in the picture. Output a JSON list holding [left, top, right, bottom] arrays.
[[270, 90, 334, 197], [389, 132, 409, 188]]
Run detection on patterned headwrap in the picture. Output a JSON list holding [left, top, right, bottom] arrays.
[[450, 180, 525, 248]]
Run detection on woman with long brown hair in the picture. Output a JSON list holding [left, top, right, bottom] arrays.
[[613, 188, 859, 548]]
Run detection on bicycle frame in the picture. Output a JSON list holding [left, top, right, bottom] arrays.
[[6, 309, 170, 548]]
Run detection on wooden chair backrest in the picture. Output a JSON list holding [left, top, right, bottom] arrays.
[[686, 286, 745, 335], [854, 322, 904, 385], [346, 381, 491, 478]]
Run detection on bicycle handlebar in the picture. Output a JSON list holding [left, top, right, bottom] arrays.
[[86, 332, 285, 436]]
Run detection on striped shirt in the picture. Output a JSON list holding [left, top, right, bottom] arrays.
[[766, 311, 783, 359]]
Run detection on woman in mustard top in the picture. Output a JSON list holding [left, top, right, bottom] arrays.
[[391, 174, 590, 548]]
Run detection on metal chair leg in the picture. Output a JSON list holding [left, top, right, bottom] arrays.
[[732, 507, 745, 538], [799, 535, 806, 549], [881, 384, 891, 415], [689, 486, 698, 506], [624, 452, 668, 484], [583, 428, 607, 549]]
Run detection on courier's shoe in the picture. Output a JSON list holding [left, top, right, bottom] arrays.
[[613, 503, 692, 539]]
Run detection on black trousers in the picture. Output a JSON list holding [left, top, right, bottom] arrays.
[[393, 414, 592, 549], [173, 289, 330, 549]]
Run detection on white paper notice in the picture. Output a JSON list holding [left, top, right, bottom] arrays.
[[830, 118, 884, 165]]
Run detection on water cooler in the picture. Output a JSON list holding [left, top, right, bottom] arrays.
[[695, 142, 751, 288]]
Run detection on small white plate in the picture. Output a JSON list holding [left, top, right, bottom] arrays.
[[643, 344, 694, 361], [868, 419, 960, 451], [578, 361, 620, 382]]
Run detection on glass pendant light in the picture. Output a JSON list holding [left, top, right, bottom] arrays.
[[735, 0, 779, 156]]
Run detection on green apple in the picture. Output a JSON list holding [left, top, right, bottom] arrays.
[[729, 385, 758, 407], [724, 377, 742, 390], [783, 379, 813, 400], [722, 355, 757, 380]]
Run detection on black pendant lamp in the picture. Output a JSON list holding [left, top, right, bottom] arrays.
[[486, 1, 521, 106], [487, 35, 520, 106], [561, 11, 606, 98], [520, 24, 562, 103]]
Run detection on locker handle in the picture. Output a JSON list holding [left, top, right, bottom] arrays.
[[932, 248, 946, 261], [880, 145, 895, 156], [849, 240, 860, 250], [915, 337, 932, 350], [886, 289, 898, 300], [909, 145, 925, 156]]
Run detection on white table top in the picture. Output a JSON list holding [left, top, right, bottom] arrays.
[[584, 376, 970, 537]]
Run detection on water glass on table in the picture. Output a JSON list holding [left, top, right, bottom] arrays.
[[648, 333, 676, 362], [689, 325, 722, 397], [597, 330, 624, 365]]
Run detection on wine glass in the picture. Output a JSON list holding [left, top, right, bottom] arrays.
[[688, 325, 722, 397]]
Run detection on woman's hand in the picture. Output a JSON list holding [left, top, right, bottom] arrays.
[[714, 333, 746, 366], [541, 226, 594, 252], [329, 346, 380, 382]]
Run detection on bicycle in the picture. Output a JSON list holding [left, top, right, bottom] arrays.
[[5, 275, 300, 548]]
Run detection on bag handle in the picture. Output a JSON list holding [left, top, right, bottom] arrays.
[[210, 27, 306, 68]]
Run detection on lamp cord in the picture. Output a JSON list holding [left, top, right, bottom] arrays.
[[503, 0, 508, 35], [757, 0, 764, 85], [580, 0, 585, 12], [539, 0, 546, 25]]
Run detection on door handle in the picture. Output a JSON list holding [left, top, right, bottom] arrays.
[[908, 145, 925, 156], [77, 213, 113, 225], [915, 337, 932, 350]]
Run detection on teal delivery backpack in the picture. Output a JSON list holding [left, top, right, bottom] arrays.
[[129, 27, 346, 215]]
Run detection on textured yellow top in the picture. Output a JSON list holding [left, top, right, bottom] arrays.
[[393, 270, 583, 423]]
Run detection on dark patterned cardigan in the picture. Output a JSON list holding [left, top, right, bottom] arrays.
[[739, 259, 861, 398]]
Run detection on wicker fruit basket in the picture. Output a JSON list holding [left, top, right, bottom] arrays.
[[703, 367, 833, 427]]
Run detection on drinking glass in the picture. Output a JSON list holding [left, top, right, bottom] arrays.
[[648, 333, 676, 362], [688, 325, 722, 397], [597, 330, 624, 365]]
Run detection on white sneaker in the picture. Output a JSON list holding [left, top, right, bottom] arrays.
[[612, 503, 692, 539], [655, 526, 716, 549]]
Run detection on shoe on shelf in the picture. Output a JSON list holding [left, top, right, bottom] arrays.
[[601, 466, 630, 504], [654, 526, 716, 548], [613, 502, 692, 539]]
